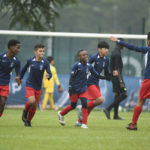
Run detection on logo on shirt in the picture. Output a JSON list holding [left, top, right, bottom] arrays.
[[103, 62, 105, 67], [40, 65, 43, 70], [10, 62, 14, 68]]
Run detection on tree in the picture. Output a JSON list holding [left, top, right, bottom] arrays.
[[0, 0, 77, 31]]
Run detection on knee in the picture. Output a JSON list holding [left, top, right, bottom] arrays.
[[71, 103, 77, 109], [96, 97, 104, 104]]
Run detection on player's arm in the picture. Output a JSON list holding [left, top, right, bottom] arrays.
[[104, 59, 111, 81], [89, 64, 106, 80], [20, 59, 30, 80], [53, 67, 63, 92], [14, 60, 21, 86], [68, 64, 78, 96], [45, 61, 52, 80], [88, 54, 96, 64], [110, 36, 149, 54]]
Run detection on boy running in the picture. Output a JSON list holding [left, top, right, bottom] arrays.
[[75, 41, 111, 126], [0, 40, 21, 117], [21, 44, 52, 127], [57, 49, 107, 129]]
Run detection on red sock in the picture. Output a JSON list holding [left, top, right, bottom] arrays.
[[87, 101, 95, 108], [132, 105, 142, 125], [0, 113, 2, 117], [82, 108, 88, 124], [25, 101, 31, 112], [27, 106, 36, 121], [60, 105, 73, 116]]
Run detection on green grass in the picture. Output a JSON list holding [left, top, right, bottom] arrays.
[[0, 109, 150, 150]]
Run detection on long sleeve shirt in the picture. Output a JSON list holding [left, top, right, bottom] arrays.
[[69, 61, 105, 94], [117, 40, 150, 79], [87, 53, 110, 86], [20, 57, 52, 90], [0, 52, 21, 85]]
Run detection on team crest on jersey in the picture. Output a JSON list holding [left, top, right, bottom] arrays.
[[40, 65, 43, 70], [10, 62, 14, 68], [103, 62, 105, 67]]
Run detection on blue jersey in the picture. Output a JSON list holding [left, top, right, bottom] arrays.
[[118, 40, 150, 79], [20, 57, 52, 90], [0, 52, 21, 85], [87, 53, 110, 86], [69, 61, 103, 94]]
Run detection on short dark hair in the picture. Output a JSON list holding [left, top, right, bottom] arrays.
[[77, 49, 85, 56], [34, 44, 45, 50], [98, 41, 109, 49], [8, 40, 20, 49], [147, 32, 150, 40], [47, 56, 54, 63]]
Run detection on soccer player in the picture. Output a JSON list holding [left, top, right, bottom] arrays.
[[103, 38, 127, 120], [110, 32, 150, 130], [57, 49, 107, 129], [42, 56, 63, 110], [0, 40, 21, 117], [75, 41, 111, 126], [21, 44, 52, 127]]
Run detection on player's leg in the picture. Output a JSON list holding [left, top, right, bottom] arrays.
[[0, 96, 7, 117], [87, 85, 103, 115], [0, 85, 9, 117], [42, 91, 49, 110], [80, 96, 88, 128], [58, 94, 78, 126], [49, 93, 55, 110], [126, 99, 145, 130], [126, 79, 149, 130]]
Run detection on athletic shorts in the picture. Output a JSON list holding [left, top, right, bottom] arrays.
[[26, 87, 42, 102], [139, 79, 150, 100], [0, 85, 9, 98], [70, 91, 87, 103], [87, 85, 101, 101]]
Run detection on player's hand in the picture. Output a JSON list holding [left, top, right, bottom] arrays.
[[113, 70, 119, 76], [15, 76, 21, 86], [58, 87, 63, 92], [45, 73, 49, 79], [110, 36, 118, 42]]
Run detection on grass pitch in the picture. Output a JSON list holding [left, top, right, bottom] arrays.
[[0, 109, 150, 150]]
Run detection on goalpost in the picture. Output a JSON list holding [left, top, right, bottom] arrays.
[[0, 30, 147, 109]]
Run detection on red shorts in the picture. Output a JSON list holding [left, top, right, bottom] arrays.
[[139, 79, 150, 100], [26, 87, 42, 102], [0, 85, 9, 98], [87, 85, 102, 100], [70, 91, 88, 103]]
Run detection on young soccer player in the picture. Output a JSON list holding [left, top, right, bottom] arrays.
[[21, 44, 52, 127], [75, 41, 111, 126], [57, 49, 107, 129], [110, 32, 150, 130], [42, 56, 63, 110], [0, 40, 21, 117], [103, 38, 127, 120]]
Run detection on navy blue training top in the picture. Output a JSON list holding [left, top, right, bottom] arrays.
[[87, 53, 110, 86], [0, 52, 21, 85], [69, 61, 102, 94], [20, 57, 52, 90], [118, 40, 150, 79]]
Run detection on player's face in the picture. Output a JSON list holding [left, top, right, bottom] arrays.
[[10, 44, 21, 55], [147, 39, 150, 46], [35, 48, 45, 59], [98, 48, 109, 57], [79, 50, 88, 63]]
